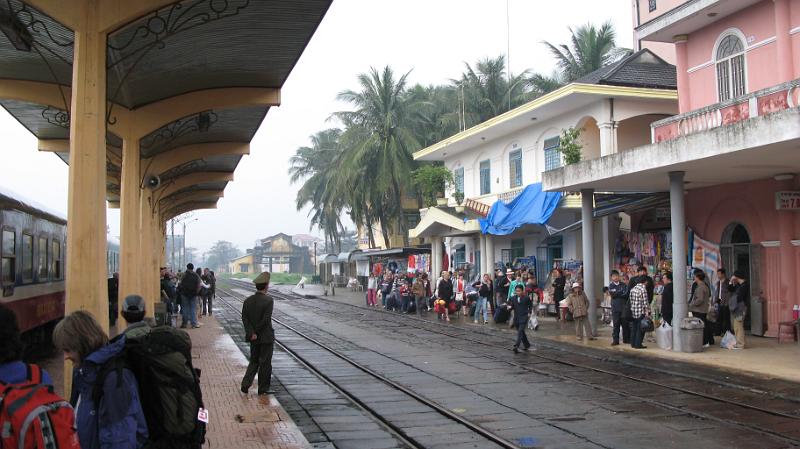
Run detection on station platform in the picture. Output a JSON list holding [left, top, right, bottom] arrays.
[[42, 315, 310, 449], [286, 284, 800, 383]]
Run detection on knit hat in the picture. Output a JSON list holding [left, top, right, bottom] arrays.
[[123, 294, 145, 313]]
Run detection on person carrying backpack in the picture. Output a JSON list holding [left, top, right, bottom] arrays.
[[178, 263, 201, 329], [52, 311, 148, 449], [1, 304, 81, 449]]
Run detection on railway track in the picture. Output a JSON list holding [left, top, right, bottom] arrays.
[[215, 285, 523, 449], [222, 279, 800, 448]]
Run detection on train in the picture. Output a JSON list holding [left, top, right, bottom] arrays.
[[0, 186, 119, 340]]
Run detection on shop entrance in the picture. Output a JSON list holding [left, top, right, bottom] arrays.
[[720, 223, 754, 329]]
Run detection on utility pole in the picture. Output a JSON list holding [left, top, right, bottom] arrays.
[[182, 222, 186, 268], [170, 219, 176, 271], [314, 241, 318, 276]]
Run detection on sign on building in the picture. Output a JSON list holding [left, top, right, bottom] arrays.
[[775, 191, 800, 210]]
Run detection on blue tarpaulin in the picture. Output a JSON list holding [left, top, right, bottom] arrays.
[[479, 183, 562, 235]]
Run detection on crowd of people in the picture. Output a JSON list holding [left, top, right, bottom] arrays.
[[158, 264, 216, 328], [364, 261, 751, 352]]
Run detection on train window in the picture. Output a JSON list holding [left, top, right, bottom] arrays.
[[39, 237, 48, 279], [22, 234, 33, 282], [52, 240, 61, 279], [1, 229, 15, 284]]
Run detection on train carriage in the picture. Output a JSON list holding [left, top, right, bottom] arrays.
[[0, 187, 118, 339]]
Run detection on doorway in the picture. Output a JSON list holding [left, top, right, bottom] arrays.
[[720, 223, 753, 329]]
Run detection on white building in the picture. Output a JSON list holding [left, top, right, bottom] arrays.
[[409, 50, 678, 288]]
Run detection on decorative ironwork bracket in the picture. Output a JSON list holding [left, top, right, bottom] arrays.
[[140, 110, 217, 152]]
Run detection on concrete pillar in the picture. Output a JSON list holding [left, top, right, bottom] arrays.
[[485, 234, 495, 273], [64, 10, 108, 334], [669, 172, 688, 351], [602, 215, 611, 286], [118, 138, 141, 304], [430, 236, 442, 277], [479, 233, 487, 276], [674, 35, 691, 114], [774, 0, 794, 81], [139, 192, 155, 318], [581, 189, 597, 334], [599, 122, 618, 156]]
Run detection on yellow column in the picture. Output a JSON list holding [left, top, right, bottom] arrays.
[[65, 6, 107, 326], [139, 190, 156, 318], [118, 136, 141, 305], [64, 0, 107, 397]]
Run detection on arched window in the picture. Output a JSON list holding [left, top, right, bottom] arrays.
[[715, 33, 746, 101]]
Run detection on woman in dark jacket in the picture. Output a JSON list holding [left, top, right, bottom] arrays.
[[551, 269, 566, 309], [53, 311, 148, 449], [436, 271, 454, 322]]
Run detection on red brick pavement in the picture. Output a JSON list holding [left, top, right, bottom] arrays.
[[190, 315, 311, 449]]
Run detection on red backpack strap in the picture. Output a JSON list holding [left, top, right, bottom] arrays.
[[26, 364, 42, 384]]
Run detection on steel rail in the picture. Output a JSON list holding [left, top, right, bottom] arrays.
[[212, 291, 420, 449], [215, 286, 522, 449], [245, 280, 800, 420], [223, 281, 800, 447]]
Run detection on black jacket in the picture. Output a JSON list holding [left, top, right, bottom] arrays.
[[242, 292, 274, 344], [608, 281, 628, 313], [507, 294, 533, 325], [473, 280, 492, 298], [727, 280, 750, 314], [553, 277, 566, 303], [437, 279, 454, 302]]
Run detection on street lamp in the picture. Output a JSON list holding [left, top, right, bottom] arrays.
[[182, 218, 198, 268]]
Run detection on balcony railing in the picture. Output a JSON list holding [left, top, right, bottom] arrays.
[[652, 78, 800, 143]]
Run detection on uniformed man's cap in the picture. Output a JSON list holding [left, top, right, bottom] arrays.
[[254, 272, 271, 284]]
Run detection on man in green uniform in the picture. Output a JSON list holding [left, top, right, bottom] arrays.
[[240, 272, 275, 395]]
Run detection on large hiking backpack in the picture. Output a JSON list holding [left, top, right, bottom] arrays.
[[0, 364, 81, 449], [95, 326, 206, 449]]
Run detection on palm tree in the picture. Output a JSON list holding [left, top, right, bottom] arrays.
[[289, 129, 345, 250], [541, 20, 631, 83], [454, 55, 530, 128], [333, 66, 421, 248]]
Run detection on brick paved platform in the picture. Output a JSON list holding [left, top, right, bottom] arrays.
[[191, 315, 311, 449]]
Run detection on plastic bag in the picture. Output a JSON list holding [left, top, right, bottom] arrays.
[[655, 321, 673, 350], [528, 315, 539, 330], [720, 330, 736, 349]]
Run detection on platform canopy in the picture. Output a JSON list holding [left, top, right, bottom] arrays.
[[0, 0, 331, 215]]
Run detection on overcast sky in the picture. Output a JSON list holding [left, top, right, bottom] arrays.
[[0, 0, 633, 257]]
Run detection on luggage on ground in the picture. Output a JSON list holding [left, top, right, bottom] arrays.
[[0, 364, 81, 449], [494, 306, 510, 324], [720, 330, 736, 349], [655, 321, 672, 350]]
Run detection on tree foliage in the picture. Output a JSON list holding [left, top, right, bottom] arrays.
[[289, 21, 627, 248], [412, 164, 454, 207], [204, 240, 242, 271], [559, 127, 583, 165]]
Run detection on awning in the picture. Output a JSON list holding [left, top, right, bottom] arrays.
[[545, 192, 670, 236], [321, 254, 338, 263], [337, 250, 363, 262], [362, 246, 431, 258], [480, 183, 562, 235]]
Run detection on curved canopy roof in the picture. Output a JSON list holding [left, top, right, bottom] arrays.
[[0, 0, 331, 216]]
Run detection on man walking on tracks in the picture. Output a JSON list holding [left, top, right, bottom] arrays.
[[508, 284, 533, 353], [241, 272, 275, 395]]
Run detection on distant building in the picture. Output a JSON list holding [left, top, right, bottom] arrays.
[[229, 253, 254, 275], [292, 233, 322, 248], [252, 233, 312, 274]]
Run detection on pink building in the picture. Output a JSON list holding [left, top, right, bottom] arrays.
[[544, 0, 800, 344]]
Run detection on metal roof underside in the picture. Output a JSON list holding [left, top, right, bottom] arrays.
[[0, 0, 332, 214], [139, 105, 268, 158]]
